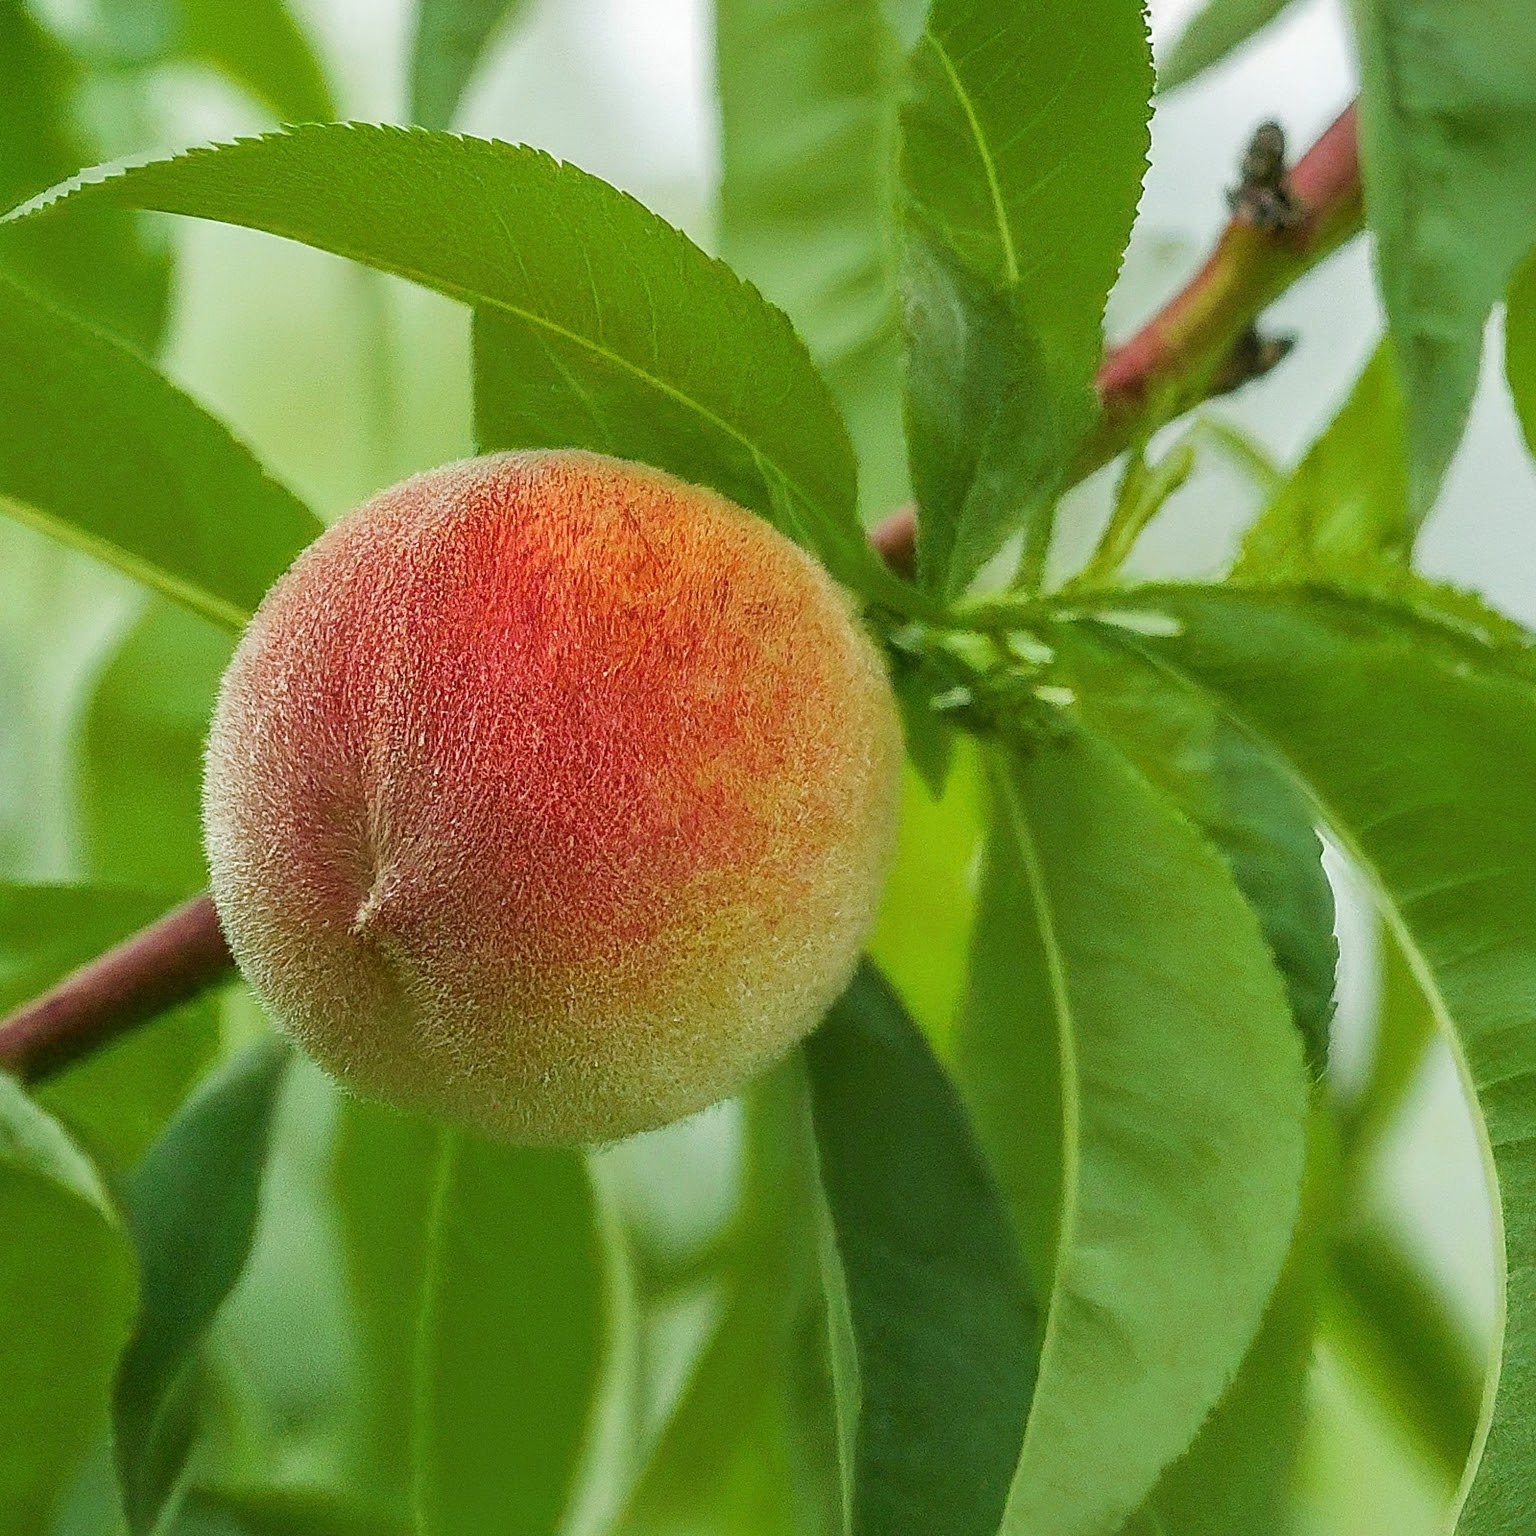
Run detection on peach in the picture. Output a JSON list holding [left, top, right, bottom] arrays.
[[202, 451, 902, 1143]]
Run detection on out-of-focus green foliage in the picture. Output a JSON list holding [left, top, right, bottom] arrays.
[[332, 1101, 625, 1536], [0, 273, 319, 629], [714, 0, 908, 517], [4, 0, 1536, 1531], [0, 0, 169, 349], [0, 1076, 137, 1535], [115, 1037, 291, 1533], [90, 0, 334, 123], [409, 0, 532, 129], [1157, 0, 1298, 92], [1351, 0, 1536, 515]]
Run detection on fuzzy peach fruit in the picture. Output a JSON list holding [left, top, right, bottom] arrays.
[[202, 450, 902, 1144]]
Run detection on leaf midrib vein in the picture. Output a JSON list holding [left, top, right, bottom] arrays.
[[922, 32, 1020, 286], [994, 758, 1082, 1490]]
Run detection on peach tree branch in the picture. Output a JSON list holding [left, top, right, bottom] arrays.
[[872, 100, 1364, 575], [0, 106, 1364, 1088]]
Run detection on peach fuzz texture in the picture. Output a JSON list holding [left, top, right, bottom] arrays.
[[202, 451, 903, 1143]]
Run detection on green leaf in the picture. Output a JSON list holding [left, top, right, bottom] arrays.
[[1350, 0, 1536, 513], [1053, 632, 1337, 1073], [410, 0, 532, 129], [0, 272, 320, 629], [177, 1484, 407, 1536], [1122, 1109, 1336, 1534], [955, 726, 1308, 1536], [1326, 1212, 1483, 1482], [1158, 0, 1298, 93], [1237, 341, 1413, 578], [331, 1100, 618, 1536], [901, 227, 1072, 595], [1062, 581, 1536, 1530], [805, 962, 1038, 1536], [1504, 247, 1536, 465], [1340, 922, 1438, 1166], [898, 0, 1152, 589], [0, 0, 169, 350], [115, 1035, 292, 1535], [91, 0, 335, 122], [620, 1072, 838, 1536], [4, 122, 898, 601], [714, 0, 909, 515], [0, 882, 222, 1167], [75, 603, 231, 893], [0, 1076, 138, 1536]]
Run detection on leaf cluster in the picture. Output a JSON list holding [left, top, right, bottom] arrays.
[[3, 1, 1536, 1533]]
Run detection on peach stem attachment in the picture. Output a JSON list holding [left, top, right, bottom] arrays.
[[0, 102, 1365, 1087]]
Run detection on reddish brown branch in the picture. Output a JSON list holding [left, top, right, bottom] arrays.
[[0, 108, 1366, 1091], [0, 895, 234, 1084], [873, 100, 1364, 575]]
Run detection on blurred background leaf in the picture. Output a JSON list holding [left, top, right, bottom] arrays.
[[1157, 0, 1298, 92], [1350, 0, 1536, 515], [331, 1101, 626, 1536], [409, 0, 532, 129], [618, 1071, 840, 1536], [85, 0, 335, 122], [74, 603, 231, 894], [0, 1075, 138, 1536], [714, 0, 908, 517], [0, 272, 320, 627], [0, 0, 169, 349], [116, 1035, 292, 1534]]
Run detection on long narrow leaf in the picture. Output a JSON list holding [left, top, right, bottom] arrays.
[[957, 723, 1308, 1536], [0, 272, 319, 628], [1350, 0, 1536, 513], [0, 1076, 138, 1536], [715, 0, 908, 514], [332, 1101, 623, 1536], [806, 962, 1038, 1536], [115, 1036, 292, 1533], [1059, 582, 1536, 1529], [409, 0, 532, 129]]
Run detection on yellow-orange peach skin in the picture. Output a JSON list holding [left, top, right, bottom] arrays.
[[202, 451, 903, 1143]]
